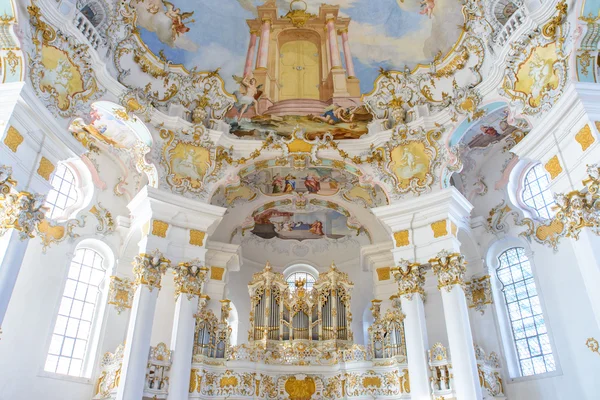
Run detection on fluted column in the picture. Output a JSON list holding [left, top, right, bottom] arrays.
[[244, 30, 259, 76], [392, 261, 431, 400], [116, 250, 170, 400], [430, 251, 482, 400], [256, 18, 271, 69], [168, 261, 209, 400], [326, 18, 342, 69], [339, 28, 355, 78]]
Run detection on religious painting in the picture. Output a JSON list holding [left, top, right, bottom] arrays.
[[342, 184, 389, 208], [168, 142, 211, 189], [389, 141, 431, 189], [513, 43, 560, 108], [85, 101, 153, 148], [38, 45, 84, 111], [458, 108, 520, 150], [251, 208, 354, 241], [126, 0, 466, 139], [243, 167, 348, 196]]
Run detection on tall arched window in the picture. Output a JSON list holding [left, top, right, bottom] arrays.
[[497, 247, 555, 376], [522, 164, 555, 220], [44, 245, 110, 377], [45, 163, 79, 220]]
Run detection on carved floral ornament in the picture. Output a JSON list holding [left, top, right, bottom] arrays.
[[107, 276, 135, 314], [132, 249, 171, 290], [464, 275, 493, 314], [429, 250, 467, 291], [173, 260, 209, 298], [392, 260, 426, 299]]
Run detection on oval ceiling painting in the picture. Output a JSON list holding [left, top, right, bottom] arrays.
[[131, 0, 465, 139], [88, 101, 153, 148]]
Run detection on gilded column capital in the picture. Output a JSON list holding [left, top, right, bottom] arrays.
[[173, 259, 209, 299], [429, 250, 467, 291], [0, 165, 17, 199], [132, 249, 170, 290], [554, 164, 600, 239], [392, 260, 426, 299]]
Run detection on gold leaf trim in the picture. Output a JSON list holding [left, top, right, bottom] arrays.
[[545, 156, 562, 180], [3, 126, 23, 153], [37, 157, 55, 181], [575, 125, 595, 152]]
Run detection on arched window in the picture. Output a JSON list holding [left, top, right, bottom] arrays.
[[522, 164, 555, 220], [286, 271, 316, 291], [45, 163, 79, 220], [497, 247, 555, 376], [44, 245, 111, 377]]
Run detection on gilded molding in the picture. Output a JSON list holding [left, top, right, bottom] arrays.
[[89, 203, 115, 234], [575, 125, 595, 152], [0, 190, 46, 240], [107, 276, 135, 314], [393, 260, 426, 299], [3, 126, 23, 153], [465, 275, 493, 314], [393, 230, 409, 247], [151, 220, 169, 238], [545, 155, 562, 180], [586, 338, 600, 356], [37, 157, 55, 181], [210, 266, 225, 281], [132, 250, 170, 290], [36, 216, 85, 252], [173, 260, 208, 299], [190, 229, 206, 247], [429, 251, 467, 291], [431, 220, 448, 238]]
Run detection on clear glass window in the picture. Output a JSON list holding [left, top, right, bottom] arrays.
[[522, 164, 555, 220], [44, 248, 105, 377], [286, 272, 316, 291], [497, 247, 555, 377], [45, 164, 78, 220]]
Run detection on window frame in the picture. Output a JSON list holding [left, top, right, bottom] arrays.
[[283, 263, 319, 292], [44, 159, 94, 222], [40, 239, 115, 382], [486, 238, 562, 382], [45, 163, 80, 221], [519, 163, 556, 221]]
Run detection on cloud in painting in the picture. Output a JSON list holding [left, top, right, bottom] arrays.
[[423, 0, 464, 59], [133, 0, 198, 51], [185, 42, 246, 93]]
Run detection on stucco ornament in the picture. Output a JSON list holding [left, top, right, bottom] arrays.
[[393, 260, 426, 299], [132, 250, 171, 290], [0, 191, 46, 240], [464, 275, 493, 315], [107, 276, 135, 314], [173, 260, 209, 299], [429, 250, 467, 291]]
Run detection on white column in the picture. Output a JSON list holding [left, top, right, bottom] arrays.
[[116, 250, 169, 400], [431, 252, 482, 400], [393, 262, 431, 400], [568, 230, 600, 329], [167, 294, 199, 400], [401, 295, 431, 400], [0, 229, 29, 327]]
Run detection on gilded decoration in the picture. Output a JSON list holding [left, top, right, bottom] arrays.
[[431, 219, 448, 238], [284, 376, 316, 400], [35, 216, 85, 252], [474, 345, 505, 397], [376, 267, 391, 281], [553, 165, 600, 239], [545, 155, 563, 180], [173, 260, 208, 298], [107, 276, 135, 314], [132, 250, 170, 290], [465, 275, 493, 315], [575, 124, 596, 152], [0, 188, 46, 240], [94, 343, 124, 399], [36, 157, 54, 181], [27, 2, 103, 117], [3, 126, 23, 153], [429, 251, 467, 291], [499, 2, 569, 115], [151, 219, 169, 238], [189, 229, 206, 247], [210, 266, 225, 281], [586, 338, 600, 356], [89, 203, 115, 234], [394, 230, 410, 247], [393, 260, 426, 299]]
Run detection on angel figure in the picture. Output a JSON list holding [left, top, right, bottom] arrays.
[[420, 0, 435, 18], [162, 0, 195, 41], [232, 74, 263, 121]]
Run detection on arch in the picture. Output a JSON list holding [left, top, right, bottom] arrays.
[[507, 159, 555, 221], [227, 301, 239, 346], [449, 101, 509, 147], [283, 262, 320, 278]]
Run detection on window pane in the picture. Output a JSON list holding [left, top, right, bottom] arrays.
[[522, 164, 556, 220], [44, 164, 78, 220], [497, 247, 555, 377], [44, 248, 106, 377]]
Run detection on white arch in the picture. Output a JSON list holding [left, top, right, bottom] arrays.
[[227, 301, 239, 346]]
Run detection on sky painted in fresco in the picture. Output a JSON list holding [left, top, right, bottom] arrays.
[[136, 0, 464, 93]]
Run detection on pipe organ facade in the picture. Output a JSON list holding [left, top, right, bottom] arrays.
[[248, 263, 354, 348]]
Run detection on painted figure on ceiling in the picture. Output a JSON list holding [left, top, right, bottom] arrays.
[[272, 173, 285, 194], [233, 74, 263, 121], [420, 0, 435, 18], [309, 220, 324, 236], [309, 105, 356, 126], [284, 174, 296, 193], [162, 0, 195, 40], [303, 174, 321, 194]]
